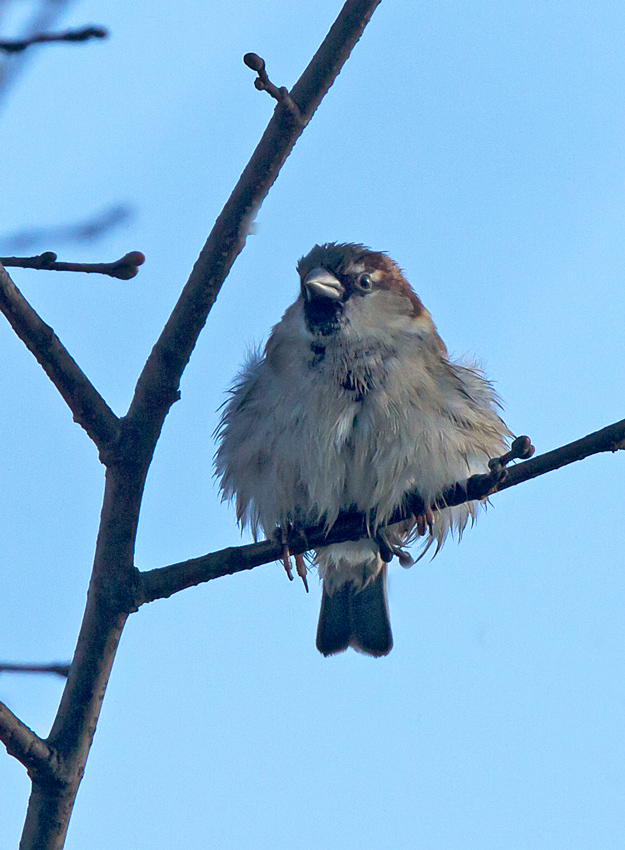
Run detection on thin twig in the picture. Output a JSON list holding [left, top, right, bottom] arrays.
[[243, 53, 304, 123], [0, 26, 107, 54], [0, 0, 73, 105], [0, 663, 70, 678], [0, 263, 120, 449], [0, 702, 57, 780], [0, 251, 145, 280], [137, 419, 625, 604], [497, 418, 625, 491]]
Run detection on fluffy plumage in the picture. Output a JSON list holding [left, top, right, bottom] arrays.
[[215, 243, 511, 656]]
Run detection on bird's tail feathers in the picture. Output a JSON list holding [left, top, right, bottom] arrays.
[[316, 564, 392, 658]]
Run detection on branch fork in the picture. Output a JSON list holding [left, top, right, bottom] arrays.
[[1, 3, 386, 844], [243, 53, 305, 124]]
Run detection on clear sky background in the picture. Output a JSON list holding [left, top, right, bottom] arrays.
[[1, 1, 624, 848]]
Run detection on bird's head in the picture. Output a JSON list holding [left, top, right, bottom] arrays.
[[296, 243, 437, 344]]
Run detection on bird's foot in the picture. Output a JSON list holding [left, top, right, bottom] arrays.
[[466, 436, 536, 500], [375, 529, 395, 563], [277, 524, 309, 591], [415, 506, 435, 537], [375, 529, 415, 569]]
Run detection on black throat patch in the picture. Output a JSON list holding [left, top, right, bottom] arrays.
[[303, 298, 344, 336]]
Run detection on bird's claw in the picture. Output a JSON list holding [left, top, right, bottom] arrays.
[[281, 546, 294, 581], [375, 530, 415, 568], [295, 553, 309, 592], [279, 524, 308, 590], [415, 506, 435, 537], [375, 530, 394, 563], [280, 526, 294, 581]]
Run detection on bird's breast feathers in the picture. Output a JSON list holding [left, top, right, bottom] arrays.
[[216, 299, 506, 535]]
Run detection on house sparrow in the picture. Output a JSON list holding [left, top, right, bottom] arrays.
[[215, 243, 511, 657]]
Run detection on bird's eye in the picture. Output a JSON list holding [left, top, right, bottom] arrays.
[[356, 273, 373, 292]]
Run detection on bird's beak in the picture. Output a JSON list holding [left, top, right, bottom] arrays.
[[302, 267, 344, 301]]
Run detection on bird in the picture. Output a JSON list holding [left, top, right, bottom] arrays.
[[215, 242, 511, 657]]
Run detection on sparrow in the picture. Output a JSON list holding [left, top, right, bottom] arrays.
[[215, 243, 511, 657]]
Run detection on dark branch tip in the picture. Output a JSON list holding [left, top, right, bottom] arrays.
[[70, 26, 108, 41], [489, 435, 536, 471], [511, 435, 535, 460], [243, 52, 265, 72], [109, 251, 145, 280]]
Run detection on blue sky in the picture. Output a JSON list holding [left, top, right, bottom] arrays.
[[1, 1, 624, 848]]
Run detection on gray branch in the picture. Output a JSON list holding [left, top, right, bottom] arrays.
[[0, 702, 57, 781], [0, 263, 120, 450]]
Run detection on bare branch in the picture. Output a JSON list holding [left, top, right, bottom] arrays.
[[0, 26, 107, 54], [0, 0, 73, 105], [17, 8, 383, 843], [0, 663, 70, 678], [243, 53, 303, 122], [0, 251, 145, 280], [0, 701, 57, 780], [0, 263, 120, 449], [127, 0, 382, 443], [496, 418, 625, 491], [138, 420, 625, 604]]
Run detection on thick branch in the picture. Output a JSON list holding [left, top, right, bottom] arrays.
[[0, 263, 120, 449], [127, 0, 382, 451], [20, 467, 141, 849], [138, 418, 625, 604], [0, 702, 57, 781]]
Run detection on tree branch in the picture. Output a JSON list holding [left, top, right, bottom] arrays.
[[0, 701, 57, 781], [0, 251, 145, 280], [496, 417, 625, 490], [0, 662, 70, 678], [243, 53, 304, 122], [137, 418, 625, 604], [0, 263, 120, 450], [0, 26, 107, 54], [126, 0, 382, 450], [15, 5, 382, 847]]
